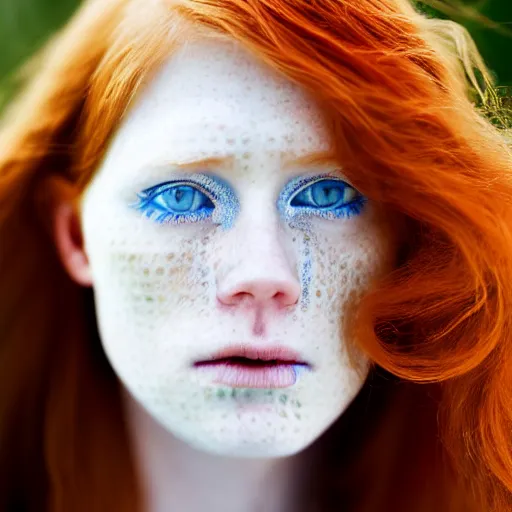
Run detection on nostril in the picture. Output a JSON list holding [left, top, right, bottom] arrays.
[[272, 290, 292, 306], [229, 291, 253, 306]]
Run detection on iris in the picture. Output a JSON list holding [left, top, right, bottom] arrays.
[[154, 185, 212, 213], [291, 179, 358, 210], [132, 181, 215, 224], [283, 176, 366, 221]]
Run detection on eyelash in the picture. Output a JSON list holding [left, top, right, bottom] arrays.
[[133, 180, 215, 224], [131, 174, 366, 226], [279, 175, 367, 222]]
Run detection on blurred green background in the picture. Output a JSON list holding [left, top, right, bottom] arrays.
[[0, 0, 511, 108]]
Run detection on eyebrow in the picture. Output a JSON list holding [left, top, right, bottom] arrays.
[[161, 151, 339, 171], [282, 151, 339, 169]]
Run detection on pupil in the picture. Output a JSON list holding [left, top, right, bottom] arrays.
[[167, 186, 195, 212], [313, 183, 342, 206], [175, 188, 186, 202], [324, 188, 335, 199]]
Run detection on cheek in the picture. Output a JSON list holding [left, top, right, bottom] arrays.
[[312, 237, 385, 306], [85, 232, 218, 340], [298, 212, 395, 349]]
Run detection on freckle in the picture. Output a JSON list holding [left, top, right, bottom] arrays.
[[316, 290, 322, 298], [143, 268, 150, 276], [144, 295, 154, 302], [166, 254, 175, 261], [155, 267, 164, 276]]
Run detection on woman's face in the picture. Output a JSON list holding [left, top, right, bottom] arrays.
[[79, 36, 396, 457]]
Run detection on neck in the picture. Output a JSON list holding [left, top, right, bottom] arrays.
[[122, 389, 306, 512]]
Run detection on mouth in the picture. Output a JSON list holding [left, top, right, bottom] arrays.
[[193, 345, 311, 389]]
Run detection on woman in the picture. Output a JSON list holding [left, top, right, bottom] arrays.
[[1, 0, 511, 510]]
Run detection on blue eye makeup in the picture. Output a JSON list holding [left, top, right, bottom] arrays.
[[132, 171, 365, 229], [131, 174, 238, 229], [279, 174, 367, 221]]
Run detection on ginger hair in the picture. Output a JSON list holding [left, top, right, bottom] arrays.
[[1, 0, 512, 510]]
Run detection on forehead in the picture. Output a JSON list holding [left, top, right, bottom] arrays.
[[112, 36, 331, 165]]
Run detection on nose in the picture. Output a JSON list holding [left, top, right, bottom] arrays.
[[216, 223, 301, 310]]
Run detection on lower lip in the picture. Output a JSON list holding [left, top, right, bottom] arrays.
[[194, 362, 308, 388]]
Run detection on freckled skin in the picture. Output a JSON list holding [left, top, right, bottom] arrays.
[[80, 37, 396, 458]]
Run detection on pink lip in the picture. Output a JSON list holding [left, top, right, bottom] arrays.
[[193, 344, 310, 389], [198, 344, 305, 364]]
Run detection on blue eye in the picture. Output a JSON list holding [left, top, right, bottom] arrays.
[[288, 178, 365, 219], [291, 179, 356, 209], [133, 181, 215, 224]]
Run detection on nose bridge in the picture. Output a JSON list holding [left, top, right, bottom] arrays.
[[216, 209, 301, 308], [238, 217, 290, 274]]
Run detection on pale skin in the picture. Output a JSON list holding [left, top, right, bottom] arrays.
[[53, 35, 397, 512]]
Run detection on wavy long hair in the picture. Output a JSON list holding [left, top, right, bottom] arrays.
[[1, 0, 512, 510]]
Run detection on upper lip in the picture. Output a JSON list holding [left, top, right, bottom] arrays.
[[193, 343, 309, 366]]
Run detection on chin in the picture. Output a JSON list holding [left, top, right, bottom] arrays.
[[177, 421, 322, 459], [191, 437, 311, 459]]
